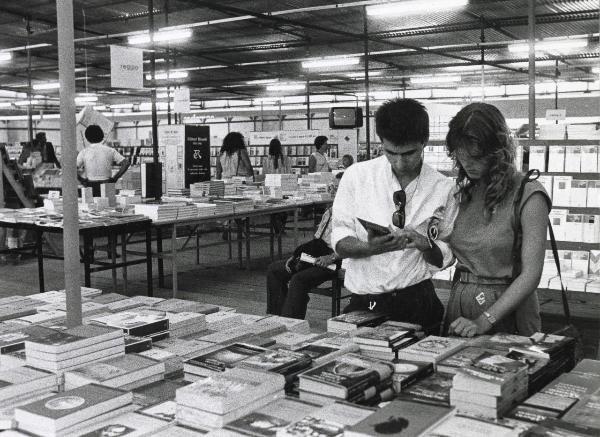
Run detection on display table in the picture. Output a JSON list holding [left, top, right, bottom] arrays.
[[0, 216, 153, 296], [150, 200, 332, 297]]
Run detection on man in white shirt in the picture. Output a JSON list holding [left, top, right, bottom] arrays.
[[77, 124, 129, 196], [331, 98, 458, 334]]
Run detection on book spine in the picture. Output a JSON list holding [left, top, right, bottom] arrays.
[[124, 340, 152, 354], [127, 320, 170, 337]]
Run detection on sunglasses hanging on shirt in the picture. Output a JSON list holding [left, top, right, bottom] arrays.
[[392, 189, 406, 229]]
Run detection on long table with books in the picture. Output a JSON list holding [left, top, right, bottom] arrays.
[[0, 288, 596, 437], [145, 199, 332, 297], [0, 211, 154, 295]]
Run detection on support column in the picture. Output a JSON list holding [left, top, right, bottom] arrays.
[[363, 7, 371, 160], [528, 0, 536, 140], [56, 0, 82, 327], [306, 78, 311, 130]]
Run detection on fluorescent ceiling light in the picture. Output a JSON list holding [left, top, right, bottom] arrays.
[[129, 29, 192, 44], [346, 71, 383, 78], [75, 95, 98, 104], [143, 58, 166, 64], [93, 105, 107, 111], [266, 82, 306, 91], [33, 82, 60, 90], [0, 52, 12, 62], [444, 64, 494, 72], [110, 103, 134, 109], [367, 0, 468, 16], [156, 92, 171, 99], [411, 75, 461, 84], [509, 38, 588, 53], [145, 71, 189, 80], [302, 57, 360, 69], [246, 79, 279, 85], [15, 100, 39, 106], [591, 67, 599, 74], [0, 102, 13, 108], [505, 60, 560, 68]]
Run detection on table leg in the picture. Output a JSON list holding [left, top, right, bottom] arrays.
[[121, 233, 128, 295], [171, 223, 178, 298], [269, 216, 274, 261], [227, 222, 232, 260], [83, 234, 92, 287], [110, 233, 117, 293], [236, 219, 243, 269], [145, 226, 153, 297], [293, 208, 299, 248], [156, 227, 165, 288], [245, 218, 251, 271], [196, 230, 200, 265], [36, 230, 45, 293]]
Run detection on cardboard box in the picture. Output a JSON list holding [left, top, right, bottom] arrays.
[[570, 180, 587, 208], [581, 145, 598, 173], [564, 146, 581, 172], [528, 145, 547, 172], [552, 176, 572, 207], [547, 145, 566, 172]]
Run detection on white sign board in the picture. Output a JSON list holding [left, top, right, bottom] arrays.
[[158, 124, 185, 190], [546, 109, 566, 121], [336, 130, 358, 159], [173, 88, 191, 113], [110, 45, 144, 89]]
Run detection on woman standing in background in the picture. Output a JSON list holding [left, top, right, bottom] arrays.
[[262, 138, 291, 175], [216, 132, 254, 179]]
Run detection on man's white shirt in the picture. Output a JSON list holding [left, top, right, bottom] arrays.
[[331, 156, 458, 295]]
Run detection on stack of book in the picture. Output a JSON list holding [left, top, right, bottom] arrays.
[[195, 202, 218, 217], [258, 316, 310, 335], [88, 311, 170, 339], [264, 174, 299, 195], [191, 181, 225, 198], [124, 335, 153, 354], [294, 335, 360, 367], [507, 390, 578, 424], [14, 383, 134, 437], [154, 300, 219, 314], [272, 332, 325, 350], [298, 353, 394, 406], [389, 358, 434, 393], [352, 321, 420, 360], [450, 353, 529, 418], [134, 203, 181, 221], [183, 343, 267, 380], [437, 345, 498, 374], [561, 391, 600, 431], [167, 188, 190, 197], [63, 354, 166, 390], [24, 325, 125, 372], [175, 368, 285, 429], [206, 312, 242, 331], [66, 411, 171, 437], [238, 348, 312, 391], [326, 311, 390, 334], [399, 371, 456, 406], [212, 200, 235, 216], [167, 312, 207, 337], [227, 197, 255, 214], [37, 301, 108, 318], [0, 296, 44, 321], [177, 203, 200, 220], [86, 292, 127, 306], [396, 335, 467, 370], [139, 348, 185, 376], [0, 366, 60, 429], [16, 309, 66, 326]]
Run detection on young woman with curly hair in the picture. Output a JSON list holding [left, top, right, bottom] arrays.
[[444, 103, 551, 337], [216, 132, 254, 179]]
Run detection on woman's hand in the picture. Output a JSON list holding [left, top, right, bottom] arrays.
[[449, 316, 491, 337]]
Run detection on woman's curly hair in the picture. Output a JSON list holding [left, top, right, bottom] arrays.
[[446, 102, 516, 217]]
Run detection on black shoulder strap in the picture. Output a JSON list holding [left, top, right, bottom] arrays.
[[512, 169, 571, 325]]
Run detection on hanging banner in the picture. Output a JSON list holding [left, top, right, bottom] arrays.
[[110, 45, 144, 89], [158, 124, 185, 190], [173, 88, 191, 113], [184, 125, 211, 186]]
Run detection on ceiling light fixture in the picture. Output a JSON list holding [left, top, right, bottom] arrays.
[[246, 79, 279, 85], [15, 100, 39, 106], [145, 71, 189, 80], [302, 57, 360, 69], [129, 29, 192, 45], [346, 71, 383, 78], [367, 0, 468, 16], [0, 52, 12, 62], [75, 95, 98, 104], [0, 102, 13, 108], [410, 75, 461, 84], [266, 82, 306, 91], [33, 82, 60, 90], [508, 38, 588, 53]]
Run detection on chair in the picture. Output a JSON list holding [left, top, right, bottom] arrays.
[[309, 268, 351, 317]]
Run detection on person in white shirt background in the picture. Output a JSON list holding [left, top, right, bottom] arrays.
[[77, 124, 129, 196], [331, 98, 458, 334]]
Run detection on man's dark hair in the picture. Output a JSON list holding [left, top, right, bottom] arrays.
[[35, 132, 46, 140], [375, 98, 429, 145], [84, 124, 104, 144], [314, 135, 328, 150]]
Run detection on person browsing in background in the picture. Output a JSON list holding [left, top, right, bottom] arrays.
[[18, 132, 61, 169], [215, 131, 254, 179], [444, 103, 551, 337], [76, 124, 129, 196], [308, 135, 331, 173], [331, 98, 458, 334], [262, 138, 291, 175], [266, 173, 345, 319], [338, 154, 354, 169]]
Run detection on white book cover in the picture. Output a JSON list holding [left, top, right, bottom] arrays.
[[570, 180, 587, 208], [552, 176, 572, 207], [587, 181, 600, 208], [581, 145, 598, 173], [547, 146, 565, 172], [564, 146, 581, 172], [528, 146, 547, 172]]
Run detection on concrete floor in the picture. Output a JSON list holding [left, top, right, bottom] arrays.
[[0, 226, 333, 332]]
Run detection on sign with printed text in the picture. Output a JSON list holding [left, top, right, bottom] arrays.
[[110, 45, 144, 89], [173, 88, 191, 113], [184, 125, 211, 186], [546, 109, 566, 121]]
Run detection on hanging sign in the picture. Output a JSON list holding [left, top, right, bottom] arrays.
[[173, 88, 191, 113], [110, 45, 144, 89], [546, 109, 566, 121], [184, 125, 211, 186]]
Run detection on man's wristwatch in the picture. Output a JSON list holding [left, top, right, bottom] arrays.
[[482, 311, 497, 326]]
